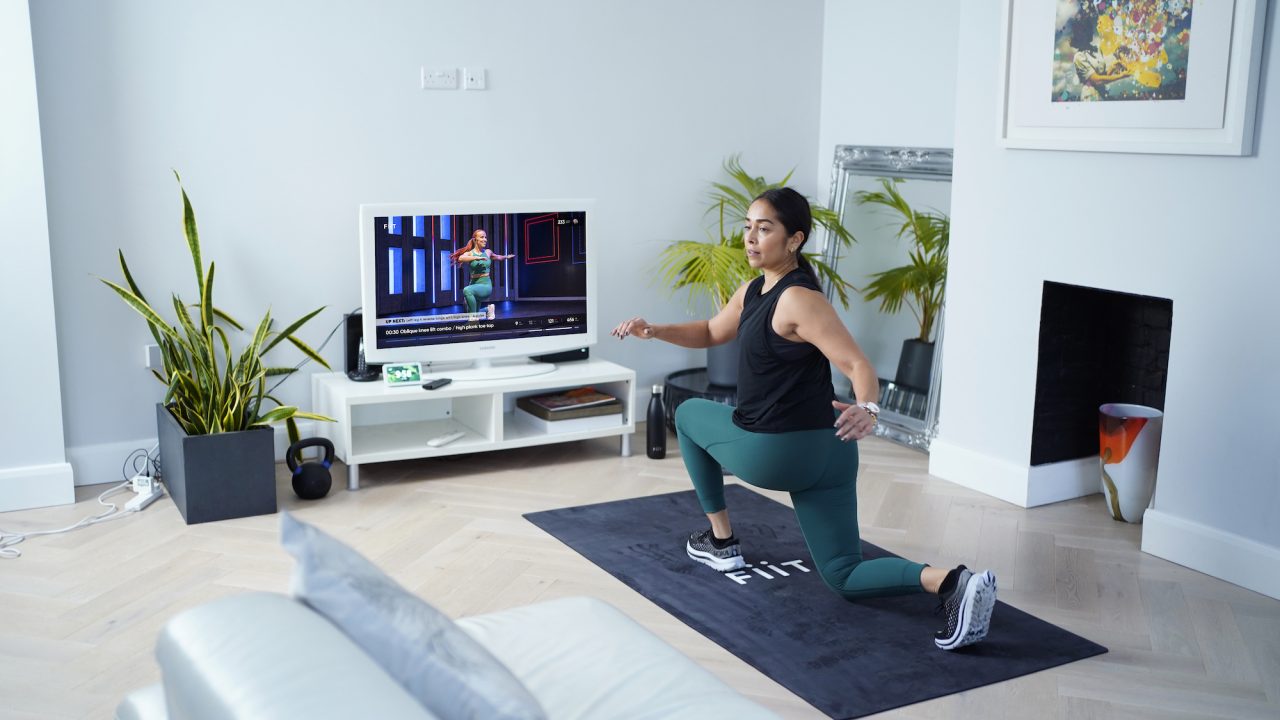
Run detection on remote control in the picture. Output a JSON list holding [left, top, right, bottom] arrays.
[[427, 429, 466, 447], [422, 378, 452, 390]]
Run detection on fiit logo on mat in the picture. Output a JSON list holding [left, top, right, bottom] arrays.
[[724, 560, 810, 585]]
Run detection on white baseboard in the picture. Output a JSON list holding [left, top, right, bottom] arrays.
[[0, 462, 75, 512], [927, 440, 1102, 509], [67, 437, 160, 486], [66, 421, 318, 487], [1142, 509, 1280, 601], [927, 438, 1030, 507], [1026, 456, 1100, 507]]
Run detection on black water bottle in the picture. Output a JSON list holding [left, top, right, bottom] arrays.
[[646, 384, 666, 459]]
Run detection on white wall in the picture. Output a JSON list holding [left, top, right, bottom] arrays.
[[0, 0, 75, 511], [816, 0, 961, 198], [816, 1, 961, 394], [31, 0, 826, 485], [933, 0, 1280, 598]]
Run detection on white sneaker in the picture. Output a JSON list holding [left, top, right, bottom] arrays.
[[934, 567, 997, 650]]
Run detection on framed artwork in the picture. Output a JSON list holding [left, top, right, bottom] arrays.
[[999, 0, 1268, 155]]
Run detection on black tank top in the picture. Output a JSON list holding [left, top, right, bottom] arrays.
[[731, 268, 835, 432]]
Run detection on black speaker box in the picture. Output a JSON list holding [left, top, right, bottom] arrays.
[[531, 347, 589, 363], [343, 312, 382, 375]]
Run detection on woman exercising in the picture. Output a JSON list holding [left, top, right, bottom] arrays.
[[450, 229, 514, 315], [612, 187, 997, 650]]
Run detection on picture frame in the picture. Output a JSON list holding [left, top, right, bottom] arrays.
[[998, 0, 1268, 155]]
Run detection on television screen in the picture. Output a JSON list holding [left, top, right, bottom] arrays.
[[359, 201, 595, 369]]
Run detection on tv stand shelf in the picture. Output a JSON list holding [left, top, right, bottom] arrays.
[[312, 359, 636, 490]]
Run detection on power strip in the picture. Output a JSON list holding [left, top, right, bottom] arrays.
[[125, 483, 164, 512]]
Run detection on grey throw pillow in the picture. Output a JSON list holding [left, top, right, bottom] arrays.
[[281, 512, 546, 720]]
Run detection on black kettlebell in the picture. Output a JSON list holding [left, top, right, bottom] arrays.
[[287, 437, 335, 500]]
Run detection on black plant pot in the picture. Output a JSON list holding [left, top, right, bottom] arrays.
[[156, 404, 277, 525], [894, 339, 935, 393], [706, 337, 740, 388]]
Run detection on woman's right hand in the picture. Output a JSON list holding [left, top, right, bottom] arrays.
[[611, 317, 656, 340]]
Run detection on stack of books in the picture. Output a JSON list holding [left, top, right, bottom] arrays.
[[514, 387, 622, 433]]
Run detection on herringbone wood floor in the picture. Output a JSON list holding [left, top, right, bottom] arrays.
[[2, 430, 1277, 719]]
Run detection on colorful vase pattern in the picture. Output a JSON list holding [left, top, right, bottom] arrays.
[[1099, 403, 1163, 523]]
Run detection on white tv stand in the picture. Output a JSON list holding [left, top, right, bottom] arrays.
[[312, 359, 636, 490]]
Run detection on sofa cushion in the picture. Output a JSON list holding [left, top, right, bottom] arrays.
[[457, 597, 781, 720], [281, 512, 546, 720], [154, 593, 434, 720]]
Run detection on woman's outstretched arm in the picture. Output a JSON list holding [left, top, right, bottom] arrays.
[[611, 282, 748, 348]]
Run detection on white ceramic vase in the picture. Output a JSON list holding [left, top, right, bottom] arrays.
[[1098, 403, 1163, 523]]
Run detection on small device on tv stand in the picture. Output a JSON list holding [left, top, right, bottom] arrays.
[[347, 338, 380, 382]]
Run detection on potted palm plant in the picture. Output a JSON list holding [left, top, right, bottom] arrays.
[[101, 172, 333, 524], [853, 177, 949, 392], [656, 155, 856, 386]]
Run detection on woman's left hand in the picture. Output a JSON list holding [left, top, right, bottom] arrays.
[[832, 400, 876, 442]]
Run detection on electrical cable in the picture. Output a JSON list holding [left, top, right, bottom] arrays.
[[264, 306, 359, 396], [0, 446, 162, 560]]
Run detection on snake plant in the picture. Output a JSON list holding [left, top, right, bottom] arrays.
[[101, 172, 333, 436]]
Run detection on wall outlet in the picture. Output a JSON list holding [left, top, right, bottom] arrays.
[[144, 344, 162, 370], [421, 66, 458, 90], [463, 67, 486, 90]]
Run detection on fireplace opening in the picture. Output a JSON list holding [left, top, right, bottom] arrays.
[[1031, 281, 1172, 466]]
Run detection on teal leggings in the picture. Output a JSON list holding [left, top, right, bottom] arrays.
[[675, 398, 925, 601], [463, 277, 492, 313]]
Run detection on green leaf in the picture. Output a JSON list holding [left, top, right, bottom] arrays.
[[253, 405, 299, 425], [200, 261, 215, 332], [262, 306, 325, 354], [286, 417, 301, 450], [285, 334, 332, 370], [289, 410, 336, 423], [655, 240, 753, 311], [212, 306, 245, 331], [100, 281, 181, 342], [176, 173, 203, 291]]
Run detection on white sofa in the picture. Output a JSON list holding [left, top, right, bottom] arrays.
[[115, 592, 779, 720]]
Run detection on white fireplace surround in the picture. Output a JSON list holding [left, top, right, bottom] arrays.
[[928, 1, 1280, 601]]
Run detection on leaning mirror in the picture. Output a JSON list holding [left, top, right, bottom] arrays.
[[820, 146, 952, 451]]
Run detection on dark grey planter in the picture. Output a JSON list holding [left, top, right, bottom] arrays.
[[156, 404, 277, 525], [706, 337, 740, 387], [894, 339, 935, 392]]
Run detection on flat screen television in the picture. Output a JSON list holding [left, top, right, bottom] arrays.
[[358, 200, 596, 380]]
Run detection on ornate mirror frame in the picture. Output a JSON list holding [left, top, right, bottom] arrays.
[[820, 145, 953, 451]]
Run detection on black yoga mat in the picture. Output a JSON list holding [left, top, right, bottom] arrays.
[[524, 485, 1106, 719]]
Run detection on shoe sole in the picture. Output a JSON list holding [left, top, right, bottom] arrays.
[[686, 543, 746, 572], [935, 570, 997, 650]]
